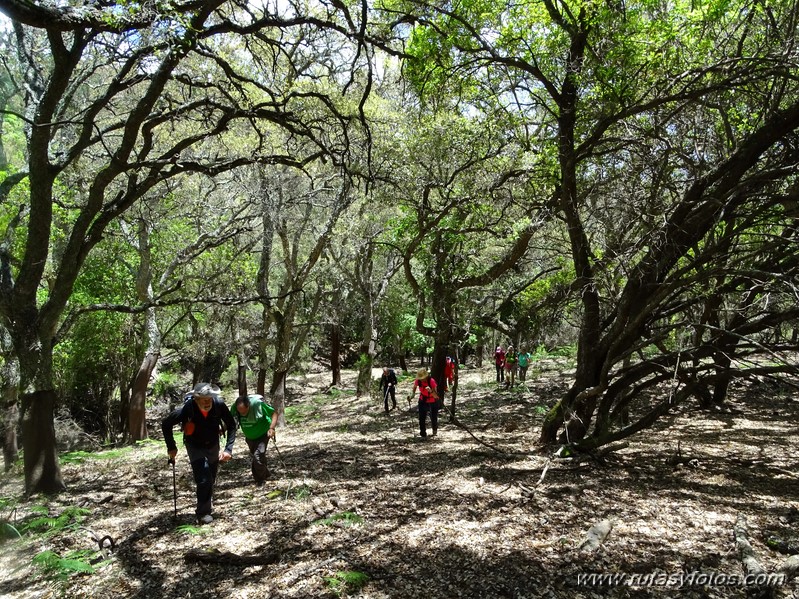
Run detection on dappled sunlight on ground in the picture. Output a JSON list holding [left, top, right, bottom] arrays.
[[1, 364, 797, 598]]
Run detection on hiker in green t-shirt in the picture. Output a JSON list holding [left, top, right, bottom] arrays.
[[233, 394, 277, 484], [517, 349, 532, 383], [504, 345, 518, 388]]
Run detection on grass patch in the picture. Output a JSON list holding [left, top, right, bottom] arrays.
[[132, 438, 163, 448], [532, 344, 577, 360], [326, 387, 356, 399], [266, 484, 313, 501], [61, 447, 134, 464], [292, 485, 312, 500], [324, 570, 369, 596], [2, 503, 97, 587], [285, 403, 321, 423]]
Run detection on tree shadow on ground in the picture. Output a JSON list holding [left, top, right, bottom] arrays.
[[3, 366, 798, 599]]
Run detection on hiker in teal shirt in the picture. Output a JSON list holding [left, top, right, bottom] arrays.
[[233, 394, 277, 484], [517, 349, 532, 382]]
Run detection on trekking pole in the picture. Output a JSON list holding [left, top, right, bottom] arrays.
[[168, 457, 177, 518], [271, 437, 289, 470]]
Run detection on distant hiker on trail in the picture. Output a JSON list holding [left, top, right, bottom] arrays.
[[504, 345, 517, 388], [444, 356, 455, 391], [494, 346, 506, 383], [409, 368, 439, 439], [233, 394, 277, 485], [379, 366, 398, 412], [517, 348, 532, 383], [162, 383, 236, 524]]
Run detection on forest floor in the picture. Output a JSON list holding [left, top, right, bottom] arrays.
[[1, 360, 798, 599]]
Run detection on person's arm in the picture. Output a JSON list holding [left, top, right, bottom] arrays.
[[424, 378, 438, 399], [268, 409, 277, 440], [161, 406, 183, 460], [220, 403, 236, 459]]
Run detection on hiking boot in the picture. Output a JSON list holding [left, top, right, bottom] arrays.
[[198, 514, 213, 524], [431, 430, 437, 437]]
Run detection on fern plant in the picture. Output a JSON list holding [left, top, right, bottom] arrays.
[[32, 549, 98, 580], [175, 524, 210, 536], [21, 506, 89, 537]]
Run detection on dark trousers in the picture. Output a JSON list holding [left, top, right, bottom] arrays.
[[245, 435, 270, 483], [496, 363, 504, 382], [185, 443, 220, 517], [383, 386, 396, 411], [418, 401, 439, 437]]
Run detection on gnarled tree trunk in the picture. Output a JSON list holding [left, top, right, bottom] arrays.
[[0, 328, 19, 470], [330, 322, 342, 387], [21, 388, 65, 494], [128, 350, 157, 442]]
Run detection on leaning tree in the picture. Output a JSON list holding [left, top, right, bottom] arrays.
[[385, 0, 799, 448]]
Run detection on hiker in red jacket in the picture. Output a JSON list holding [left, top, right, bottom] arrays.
[[494, 346, 506, 383], [444, 356, 455, 391], [410, 368, 439, 439]]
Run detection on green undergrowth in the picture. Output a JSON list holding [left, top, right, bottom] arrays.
[[32, 549, 104, 580], [324, 570, 370, 596], [61, 448, 129, 464], [61, 438, 161, 465], [19, 505, 89, 536], [1, 500, 102, 583], [266, 483, 313, 501], [286, 395, 328, 423], [175, 524, 210, 536], [325, 387, 357, 400]]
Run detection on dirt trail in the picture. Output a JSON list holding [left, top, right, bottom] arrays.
[[1, 364, 798, 598]]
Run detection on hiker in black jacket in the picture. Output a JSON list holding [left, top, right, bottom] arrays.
[[162, 383, 236, 524], [379, 366, 398, 412]]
